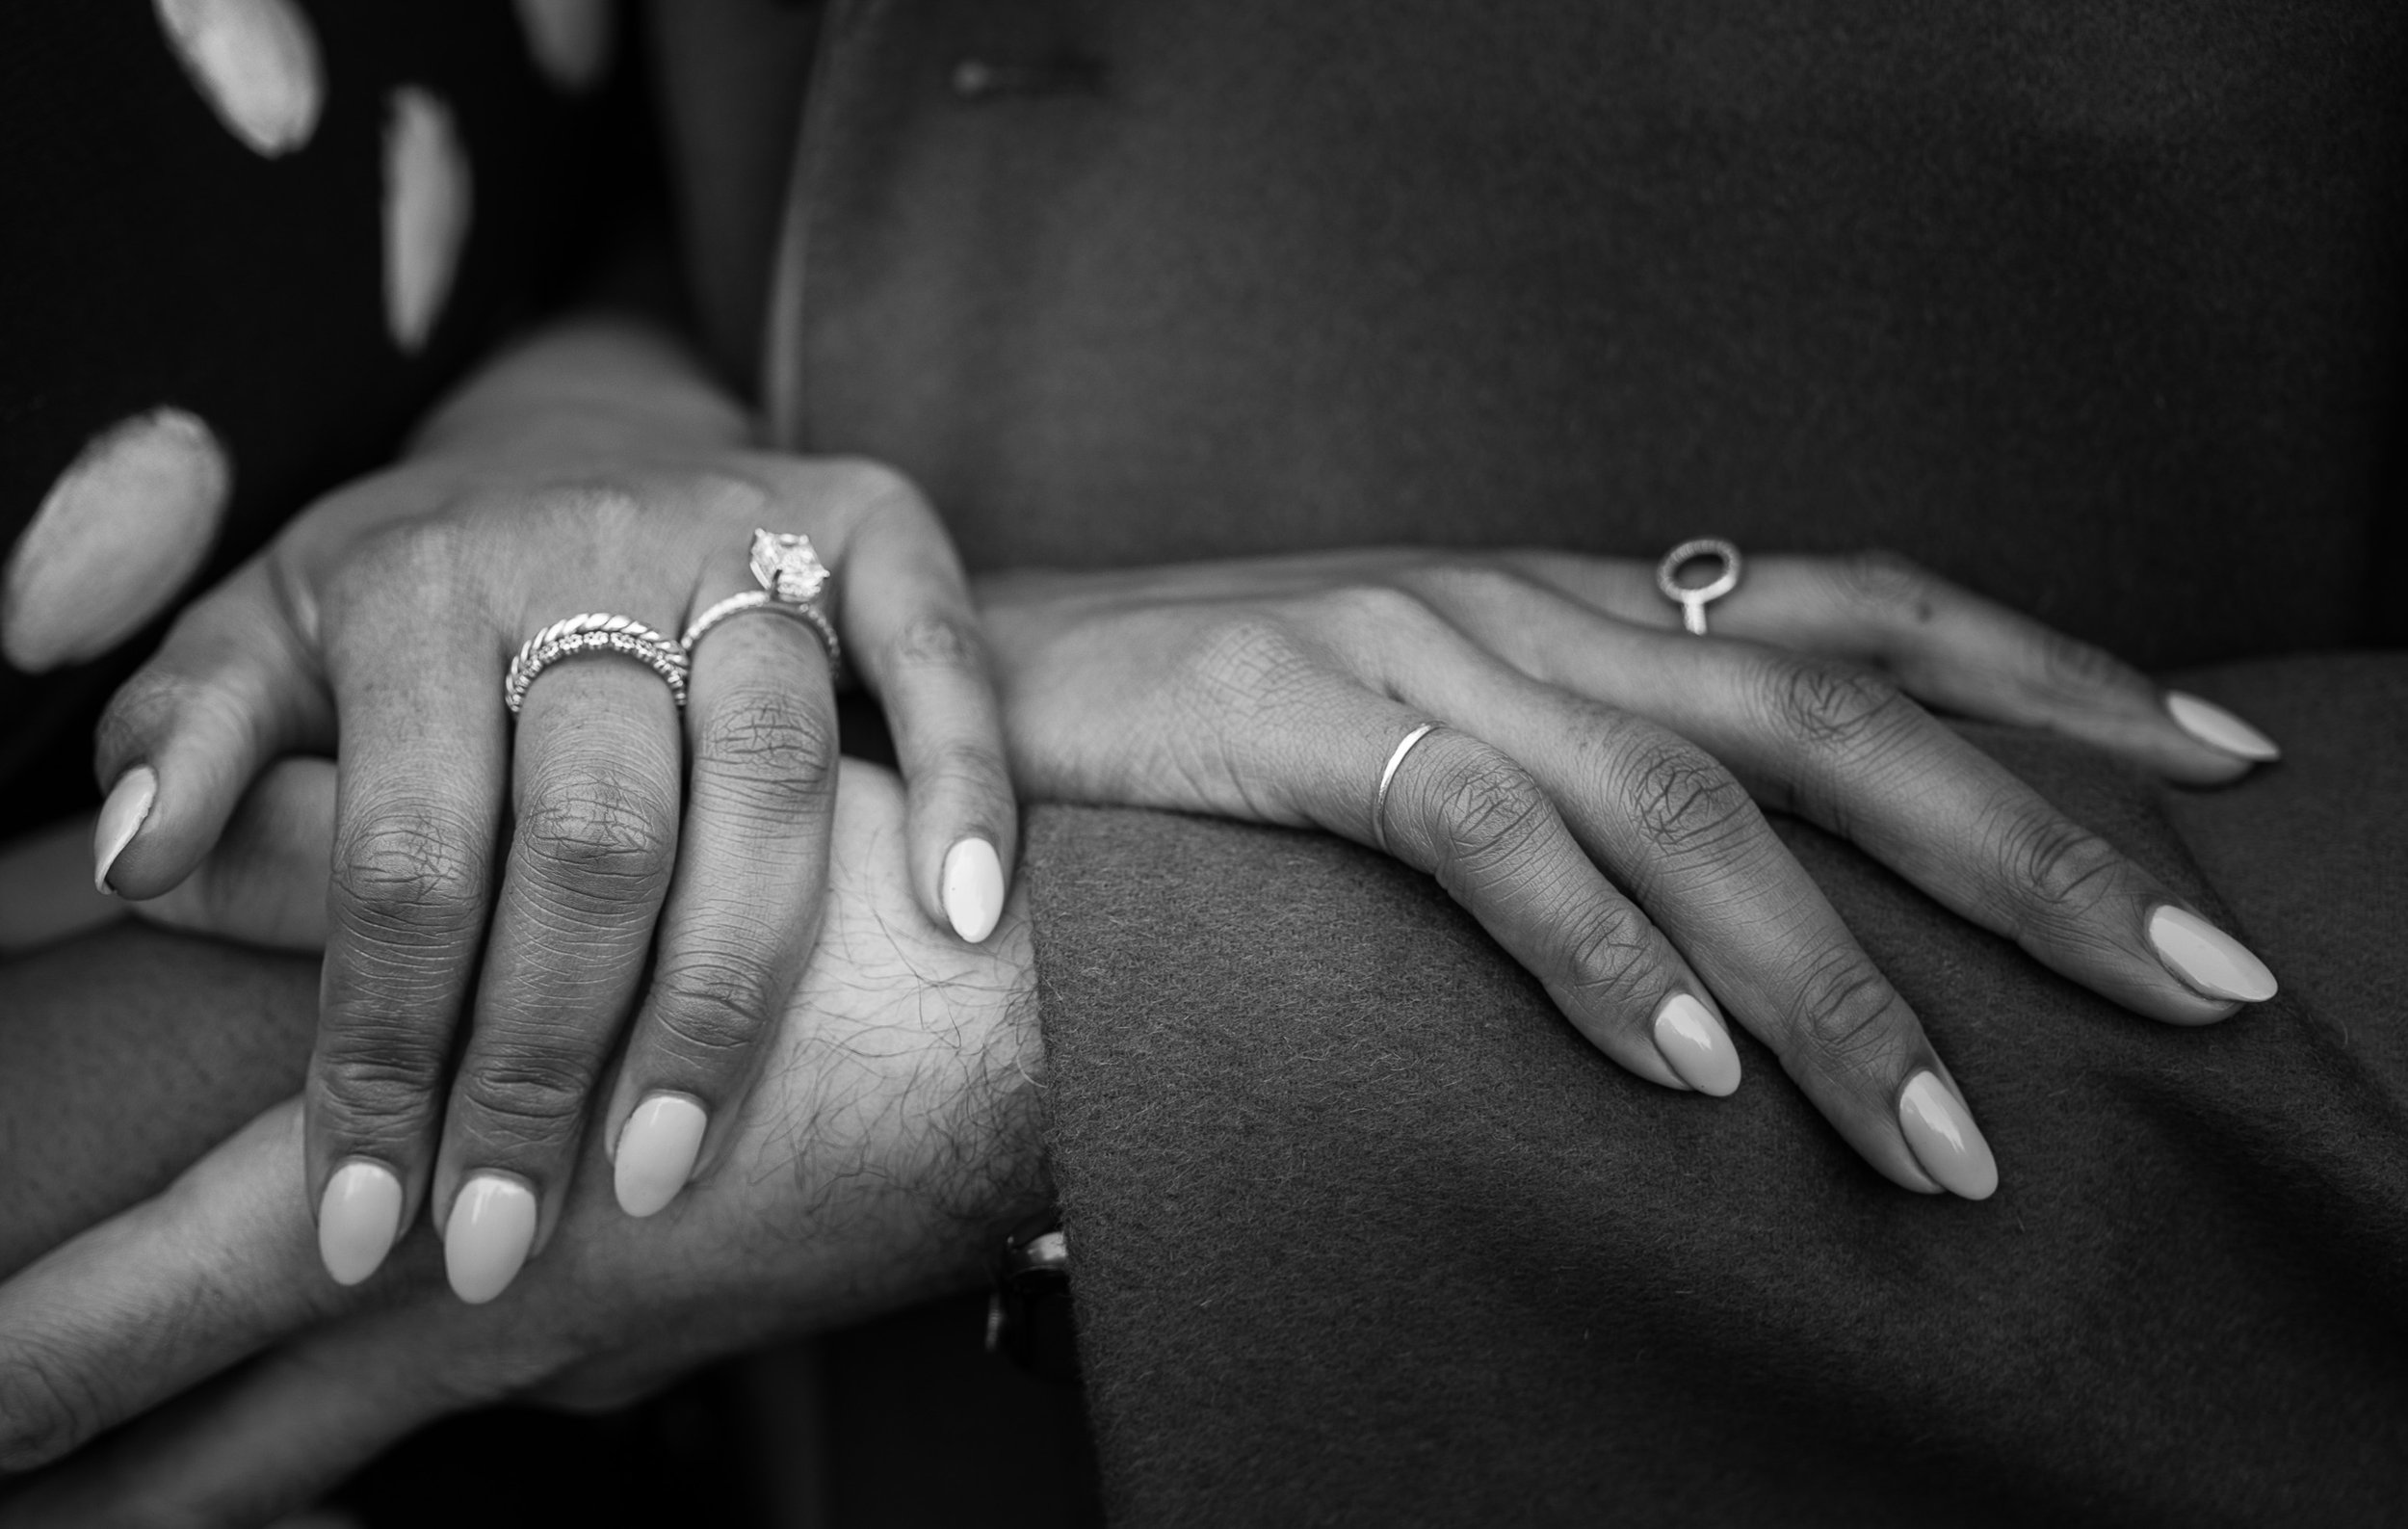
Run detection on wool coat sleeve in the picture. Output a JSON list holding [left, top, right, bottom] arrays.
[[1024, 651, 2408, 1528]]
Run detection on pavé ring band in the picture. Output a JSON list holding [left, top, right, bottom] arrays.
[[504, 613, 690, 715], [681, 528, 843, 672]]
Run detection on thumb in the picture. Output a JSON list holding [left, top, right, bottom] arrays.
[[92, 557, 333, 900], [130, 757, 338, 951]]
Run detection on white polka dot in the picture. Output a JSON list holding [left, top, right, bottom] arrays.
[[383, 87, 473, 355], [153, 0, 324, 158], [514, 0, 615, 92], [3, 409, 231, 672]]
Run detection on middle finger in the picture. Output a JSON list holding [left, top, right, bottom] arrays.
[[432, 644, 685, 1302]]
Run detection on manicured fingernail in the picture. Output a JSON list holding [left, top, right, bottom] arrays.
[[2148, 905, 2277, 1002], [942, 837, 1005, 943], [1898, 1071, 1999, 1200], [2165, 691, 2280, 762], [92, 766, 157, 893], [615, 1093, 708, 1218], [443, 1173, 537, 1304], [318, 1160, 404, 1286], [1651, 992, 1741, 1096]]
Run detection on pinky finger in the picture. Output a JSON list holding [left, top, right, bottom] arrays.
[[837, 474, 1017, 944]]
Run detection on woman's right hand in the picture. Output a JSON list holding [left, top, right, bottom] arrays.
[[979, 548, 2285, 1200]]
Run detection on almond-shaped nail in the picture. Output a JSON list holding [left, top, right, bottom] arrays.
[[1898, 1071, 1999, 1200], [2148, 905, 2278, 1002], [2165, 691, 2280, 762], [92, 766, 157, 893], [443, 1173, 537, 1304], [942, 837, 1004, 944], [615, 1093, 708, 1218], [318, 1159, 404, 1286], [1651, 992, 1741, 1096]]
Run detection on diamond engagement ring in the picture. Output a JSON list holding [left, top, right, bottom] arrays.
[[680, 528, 843, 672], [505, 613, 690, 714], [1655, 537, 1744, 636]]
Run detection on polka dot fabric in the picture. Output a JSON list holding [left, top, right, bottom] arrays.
[[0, 2, 620, 836]]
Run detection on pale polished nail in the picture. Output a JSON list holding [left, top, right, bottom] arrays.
[[318, 1159, 404, 1286], [1898, 1072, 1999, 1200], [1651, 992, 1741, 1096], [2148, 905, 2278, 1002], [92, 766, 156, 893], [443, 1173, 537, 1304], [942, 837, 1005, 943], [2165, 691, 2281, 762], [615, 1093, 709, 1218]]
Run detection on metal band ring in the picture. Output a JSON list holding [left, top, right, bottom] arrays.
[[1655, 537, 1744, 636], [681, 589, 843, 672], [1373, 722, 1441, 856], [505, 613, 690, 715]]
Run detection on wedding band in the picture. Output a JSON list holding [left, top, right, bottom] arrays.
[[682, 528, 843, 672], [1655, 537, 1743, 636], [505, 613, 690, 715], [1373, 723, 1440, 855]]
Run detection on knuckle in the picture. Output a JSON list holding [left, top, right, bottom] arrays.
[[457, 1043, 599, 1133], [1835, 548, 1936, 622], [0, 1340, 97, 1472], [1555, 900, 1657, 1008], [1321, 583, 1441, 644], [1186, 616, 1323, 717], [2028, 626, 2135, 702], [1432, 752, 1550, 876], [515, 774, 678, 892], [316, 1018, 457, 1124], [1615, 736, 1755, 857], [1764, 657, 1915, 754], [1785, 946, 1912, 1076], [1984, 800, 2127, 925], [331, 813, 490, 938], [649, 963, 773, 1059], [884, 611, 988, 677], [694, 690, 838, 809]]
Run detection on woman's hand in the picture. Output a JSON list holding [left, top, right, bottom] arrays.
[[88, 322, 1018, 1303], [0, 759, 1046, 1529], [980, 548, 2284, 1200]]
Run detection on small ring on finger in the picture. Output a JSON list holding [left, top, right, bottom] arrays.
[[1373, 722, 1441, 855], [1656, 537, 1744, 636], [506, 613, 690, 715]]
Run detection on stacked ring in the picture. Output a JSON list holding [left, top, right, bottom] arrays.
[[505, 613, 690, 715]]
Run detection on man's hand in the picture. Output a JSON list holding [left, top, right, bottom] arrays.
[[0, 760, 1047, 1528]]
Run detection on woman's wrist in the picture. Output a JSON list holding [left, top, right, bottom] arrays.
[[406, 314, 753, 469]]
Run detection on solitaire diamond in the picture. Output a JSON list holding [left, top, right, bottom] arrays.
[[749, 529, 830, 604]]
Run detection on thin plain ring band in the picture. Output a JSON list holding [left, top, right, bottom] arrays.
[[1373, 722, 1440, 855], [505, 613, 690, 715], [681, 589, 843, 672], [1655, 537, 1744, 636]]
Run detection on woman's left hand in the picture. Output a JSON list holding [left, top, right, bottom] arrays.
[[0, 759, 1044, 1528], [89, 322, 1018, 1303]]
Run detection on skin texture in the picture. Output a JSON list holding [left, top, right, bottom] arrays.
[[0, 761, 1050, 1527], [980, 549, 2280, 1198], [90, 320, 1018, 1295]]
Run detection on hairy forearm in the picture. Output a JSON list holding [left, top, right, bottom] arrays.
[[0, 925, 316, 1279]]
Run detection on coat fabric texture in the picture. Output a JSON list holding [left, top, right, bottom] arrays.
[[767, 0, 2408, 1521]]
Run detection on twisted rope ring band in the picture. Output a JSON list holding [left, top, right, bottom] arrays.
[[504, 613, 690, 715], [681, 590, 842, 672]]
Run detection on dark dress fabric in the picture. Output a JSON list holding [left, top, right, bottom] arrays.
[[0, 1, 617, 836], [760, 0, 2408, 1521]]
